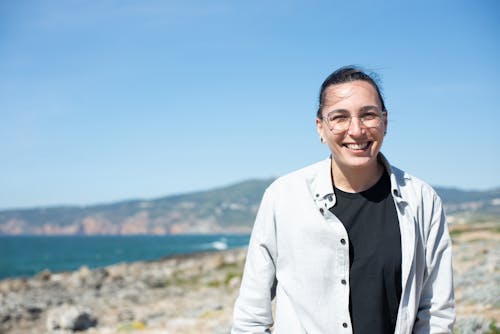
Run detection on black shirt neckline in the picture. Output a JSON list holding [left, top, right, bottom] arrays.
[[334, 170, 390, 202]]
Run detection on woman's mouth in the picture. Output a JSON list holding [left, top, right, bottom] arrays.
[[343, 142, 372, 151]]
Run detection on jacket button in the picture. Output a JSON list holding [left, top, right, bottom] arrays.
[[319, 208, 324, 214], [343, 322, 348, 328], [340, 238, 346, 245], [341, 279, 347, 285]]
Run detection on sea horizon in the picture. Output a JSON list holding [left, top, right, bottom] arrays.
[[0, 234, 250, 280]]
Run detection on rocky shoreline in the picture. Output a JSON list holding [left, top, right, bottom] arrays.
[[1, 248, 247, 334], [1, 220, 499, 334]]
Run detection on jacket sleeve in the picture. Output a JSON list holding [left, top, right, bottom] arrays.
[[232, 187, 278, 334], [413, 192, 456, 333]]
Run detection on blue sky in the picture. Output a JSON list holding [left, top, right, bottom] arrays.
[[1, 0, 499, 209]]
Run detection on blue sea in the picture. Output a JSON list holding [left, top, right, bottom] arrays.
[[0, 234, 250, 280]]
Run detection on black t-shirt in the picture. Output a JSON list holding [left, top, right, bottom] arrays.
[[329, 170, 402, 334]]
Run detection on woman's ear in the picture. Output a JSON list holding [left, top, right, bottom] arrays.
[[316, 118, 325, 143], [383, 111, 388, 135]]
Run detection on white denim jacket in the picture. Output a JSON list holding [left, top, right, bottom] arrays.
[[232, 155, 455, 334]]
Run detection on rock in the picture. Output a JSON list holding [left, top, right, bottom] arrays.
[[117, 309, 135, 322], [1, 314, 11, 324], [37, 269, 52, 281], [50, 273, 65, 283], [25, 304, 43, 319], [202, 253, 224, 271], [87, 268, 108, 289], [454, 317, 490, 334], [227, 276, 241, 289], [46, 305, 98, 331], [143, 274, 166, 289], [105, 263, 126, 280], [0, 278, 28, 292]]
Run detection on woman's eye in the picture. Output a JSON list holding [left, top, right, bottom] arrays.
[[330, 115, 348, 122], [362, 113, 377, 120]]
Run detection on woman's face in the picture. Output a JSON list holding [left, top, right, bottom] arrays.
[[316, 80, 387, 172]]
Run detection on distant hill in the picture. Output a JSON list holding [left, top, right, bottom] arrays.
[[435, 186, 500, 204], [435, 186, 500, 220], [0, 179, 273, 235], [0, 180, 498, 235]]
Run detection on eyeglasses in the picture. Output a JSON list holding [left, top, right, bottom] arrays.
[[322, 107, 385, 134]]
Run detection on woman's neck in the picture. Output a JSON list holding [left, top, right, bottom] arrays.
[[331, 159, 384, 193]]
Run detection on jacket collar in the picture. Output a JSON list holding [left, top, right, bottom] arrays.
[[311, 157, 335, 201], [311, 153, 403, 206], [377, 153, 403, 199]]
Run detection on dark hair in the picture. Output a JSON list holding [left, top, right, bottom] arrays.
[[316, 66, 386, 119]]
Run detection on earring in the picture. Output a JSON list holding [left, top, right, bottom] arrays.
[[320, 137, 325, 143]]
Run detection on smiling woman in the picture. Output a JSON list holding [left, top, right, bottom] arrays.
[[231, 66, 455, 334], [316, 79, 387, 193]]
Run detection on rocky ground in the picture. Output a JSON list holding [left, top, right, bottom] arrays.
[[450, 220, 500, 333], [1, 219, 499, 334], [0, 249, 246, 334]]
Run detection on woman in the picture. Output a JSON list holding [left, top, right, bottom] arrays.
[[231, 66, 455, 333]]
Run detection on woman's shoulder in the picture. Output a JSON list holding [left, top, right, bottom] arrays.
[[265, 158, 330, 193], [388, 163, 442, 205]]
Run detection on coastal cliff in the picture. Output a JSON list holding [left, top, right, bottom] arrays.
[[0, 179, 272, 236]]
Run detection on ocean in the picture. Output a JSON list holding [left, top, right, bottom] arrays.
[[0, 234, 250, 280]]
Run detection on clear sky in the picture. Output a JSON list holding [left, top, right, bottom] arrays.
[[1, 0, 499, 210]]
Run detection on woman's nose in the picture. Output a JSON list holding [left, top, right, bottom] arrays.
[[347, 117, 364, 136]]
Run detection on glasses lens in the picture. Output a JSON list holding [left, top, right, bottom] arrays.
[[325, 111, 384, 133], [325, 114, 346, 133], [362, 115, 381, 128]]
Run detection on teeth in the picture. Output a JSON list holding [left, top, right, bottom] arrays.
[[345, 142, 369, 150]]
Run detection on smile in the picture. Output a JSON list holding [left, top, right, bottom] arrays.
[[343, 142, 371, 151]]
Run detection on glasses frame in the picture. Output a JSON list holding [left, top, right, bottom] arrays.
[[322, 107, 386, 134]]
